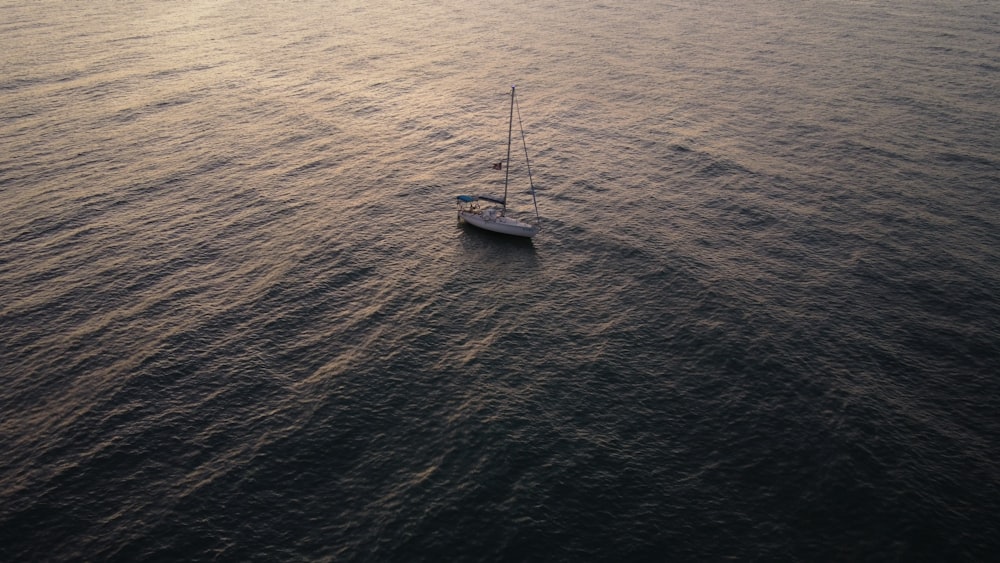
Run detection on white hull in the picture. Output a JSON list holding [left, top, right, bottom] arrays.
[[459, 210, 538, 238]]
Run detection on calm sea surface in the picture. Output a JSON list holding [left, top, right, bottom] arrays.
[[2, 1, 998, 561]]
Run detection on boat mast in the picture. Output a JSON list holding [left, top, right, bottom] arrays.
[[502, 85, 515, 213]]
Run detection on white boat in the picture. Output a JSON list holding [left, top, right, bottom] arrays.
[[456, 86, 541, 238]]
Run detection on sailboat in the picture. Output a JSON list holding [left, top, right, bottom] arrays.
[[456, 86, 541, 238]]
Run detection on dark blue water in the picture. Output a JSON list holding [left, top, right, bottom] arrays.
[[2, 0, 998, 560]]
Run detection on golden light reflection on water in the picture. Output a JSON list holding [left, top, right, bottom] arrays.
[[1, 1, 998, 560]]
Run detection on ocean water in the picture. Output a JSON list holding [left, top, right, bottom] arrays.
[[2, 0, 998, 560]]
